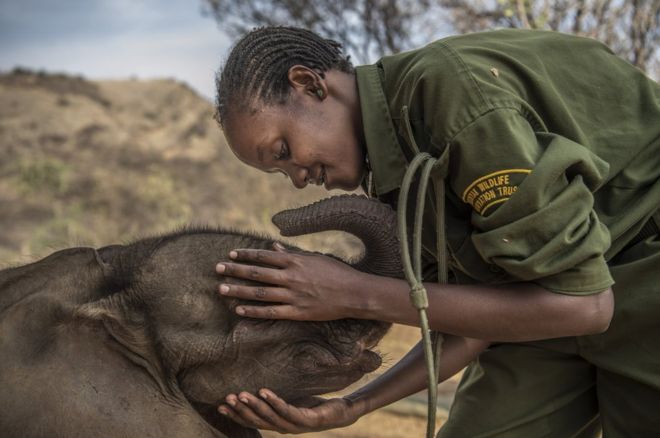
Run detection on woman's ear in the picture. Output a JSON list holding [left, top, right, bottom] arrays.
[[287, 65, 327, 101]]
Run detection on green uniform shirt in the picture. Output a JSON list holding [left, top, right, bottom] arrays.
[[356, 29, 660, 295]]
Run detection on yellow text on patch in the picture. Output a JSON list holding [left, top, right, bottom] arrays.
[[462, 169, 531, 214]]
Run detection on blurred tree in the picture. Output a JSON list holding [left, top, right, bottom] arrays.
[[204, 0, 658, 77], [441, 0, 659, 77], [203, 0, 432, 63]]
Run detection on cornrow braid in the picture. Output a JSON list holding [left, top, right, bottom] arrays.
[[214, 26, 354, 127]]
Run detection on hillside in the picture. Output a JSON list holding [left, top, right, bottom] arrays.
[[0, 69, 358, 263], [0, 69, 455, 437]]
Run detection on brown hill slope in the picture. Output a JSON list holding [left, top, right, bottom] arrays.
[[0, 69, 359, 264]]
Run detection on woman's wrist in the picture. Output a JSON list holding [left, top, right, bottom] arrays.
[[342, 390, 372, 418], [345, 273, 416, 323], [341, 270, 385, 320]]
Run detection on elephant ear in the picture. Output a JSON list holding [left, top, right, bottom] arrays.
[[75, 296, 177, 398], [194, 403, 262, 438]]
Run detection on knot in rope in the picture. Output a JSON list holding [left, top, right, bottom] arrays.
[[409, 284, 429, 310]]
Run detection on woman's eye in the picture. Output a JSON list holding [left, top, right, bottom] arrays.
[[274, 142, 289, 160]]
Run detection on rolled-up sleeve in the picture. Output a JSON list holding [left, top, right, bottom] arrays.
[[448, 108, 614, 295]]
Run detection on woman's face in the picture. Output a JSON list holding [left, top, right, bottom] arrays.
[[223, 68, 366, 191]]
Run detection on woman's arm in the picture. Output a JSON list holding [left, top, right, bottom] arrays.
[[356, 275, 614, 342], [218, 335, 489, 433], [217, 246, 614, 342], [345, 335, 489, 416]]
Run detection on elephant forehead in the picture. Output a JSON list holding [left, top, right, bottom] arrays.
[[148, 289, 224, 324], [173, 290, 216, 314], [230, 318, 315, 344]]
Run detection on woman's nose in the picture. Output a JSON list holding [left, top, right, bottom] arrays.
[[290, 166, 309, 189]]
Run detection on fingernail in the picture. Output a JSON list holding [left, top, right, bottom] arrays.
[[239, 397, 249, 404], [273, 242, 284, 250], [218, 408, 227, 415], [216, 263, 225, 273], [259, 390, 268, 400], [236, 307, 245, 315], [227, 398, 236, 407], [219, 284, 229, 294], [229, 251, 237, 259]]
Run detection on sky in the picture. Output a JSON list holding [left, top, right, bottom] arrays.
[[0, 0, 230, 100]]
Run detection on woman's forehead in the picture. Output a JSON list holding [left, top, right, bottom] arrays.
[[227, 105, 282, 132], [225, 113, 279, 163]]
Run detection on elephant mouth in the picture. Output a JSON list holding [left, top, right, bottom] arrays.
[[353, 348, 382, 373], [294, 338, 383, 376], [281, 347, 381, 399], [313, 319, 389, 379], [339, 331, 384, 373]]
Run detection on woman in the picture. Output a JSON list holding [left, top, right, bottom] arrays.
[[213, 26, 660, 436]]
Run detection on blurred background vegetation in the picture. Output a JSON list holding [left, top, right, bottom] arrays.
[[205, 0, 659, 77], [0, 71, 354, 265]]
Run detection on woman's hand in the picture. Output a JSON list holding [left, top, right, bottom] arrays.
[[216, 242, 367, 321], [218, 389, 362, 434]]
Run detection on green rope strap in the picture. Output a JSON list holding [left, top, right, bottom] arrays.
[[396, 105, 450, 438], [398, 152, 446, 438]]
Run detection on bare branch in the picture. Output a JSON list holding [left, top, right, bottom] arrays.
[[202, 0, 658, 77]]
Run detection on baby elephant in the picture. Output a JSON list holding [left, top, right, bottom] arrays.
[[0, 195, 402, 438]]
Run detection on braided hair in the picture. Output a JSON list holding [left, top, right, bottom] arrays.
[[215, 26, 354, 127]]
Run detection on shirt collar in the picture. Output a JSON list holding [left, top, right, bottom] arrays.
[[355, 64, 408, 196]]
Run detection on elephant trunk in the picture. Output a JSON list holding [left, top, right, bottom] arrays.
[[271, 195, 403, 278]]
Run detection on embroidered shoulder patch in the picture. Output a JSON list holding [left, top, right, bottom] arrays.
[[462, 169, 531, 215]]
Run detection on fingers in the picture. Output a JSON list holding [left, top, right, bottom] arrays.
[[231, 247, 290, 267], [217, 404, 252, 429], [219, 393, 301, 433], [257, 389, 316, 426], [233, 304, 302, 320], [272, 241, 287, 252], [261, 390, 341, 429], [219, 283, 291, 303], [216, 261, 283, 284]]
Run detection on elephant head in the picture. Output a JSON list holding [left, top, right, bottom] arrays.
[[60, 194, 402, 436]]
